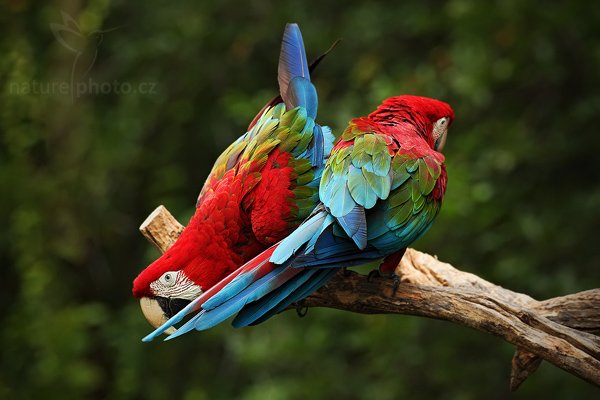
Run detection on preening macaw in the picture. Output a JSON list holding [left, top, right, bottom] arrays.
[[141, 93, 454, 341], [132, 24, 334, 332]]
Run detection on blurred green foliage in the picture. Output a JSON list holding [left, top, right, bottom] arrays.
[[1, 0, 599, 399]]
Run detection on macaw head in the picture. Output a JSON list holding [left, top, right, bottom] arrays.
[[369, 95, 455, 152], [132, 226, 229, 332]]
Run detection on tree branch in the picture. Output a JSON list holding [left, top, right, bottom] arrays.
[[139, 205, 600, 390]]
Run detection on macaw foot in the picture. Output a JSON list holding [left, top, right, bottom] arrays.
[[341, 266, 352, 277], [367, 269, 401, 296], [367, 269, 381, 282], [294, 300, 308, 317]]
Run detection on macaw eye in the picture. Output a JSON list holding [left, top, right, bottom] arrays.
[[160, 271, 176, 287]]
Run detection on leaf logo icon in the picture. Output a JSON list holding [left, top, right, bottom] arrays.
[[50, 11, 119, 100]]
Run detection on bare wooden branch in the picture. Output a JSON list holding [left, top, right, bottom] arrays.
[[139, 205, 600, 390], [139, 205, 184, 253]]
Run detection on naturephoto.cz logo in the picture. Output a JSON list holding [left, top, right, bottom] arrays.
[[10, 79, 157, 97], [9, 11, 156, 100]]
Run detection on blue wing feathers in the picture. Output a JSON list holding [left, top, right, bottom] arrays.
[[325, 176, 355, 218], [294, 251, 381, 269], [305, 213, 336, 253], [336, 205, 367, 249], [231, 268, 320, 328], [201, 258, 270, 310], [278, 269, 337, 307], [310, 124, 324, 167], [322, 126, 334, 156], [270, 210, 332, 264], [244, 269, 337, 326], [189, 266, 301, 331]]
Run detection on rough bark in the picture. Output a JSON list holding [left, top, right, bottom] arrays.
[[139, 205, 600, 390]]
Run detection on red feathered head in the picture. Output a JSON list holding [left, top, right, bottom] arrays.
[[369, 95, 455, 151]]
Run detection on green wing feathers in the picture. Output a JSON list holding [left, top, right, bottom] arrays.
[[320, 123, 393, 215], [383, 149, 444, 238], [320, 121, 446, 251]]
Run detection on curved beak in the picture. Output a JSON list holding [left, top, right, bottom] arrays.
[[434, 131, 448, 152], [139, 297, 176, 335]]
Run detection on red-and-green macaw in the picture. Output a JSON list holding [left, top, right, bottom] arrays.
[[142, 93, 454, 341], [132, 24, 334, 332]]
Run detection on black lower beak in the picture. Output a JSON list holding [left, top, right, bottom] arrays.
[[155, 297, 191, 319]]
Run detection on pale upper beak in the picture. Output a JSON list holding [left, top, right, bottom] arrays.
[[139, 297, 176, 335], [434, 131, 447, 152]]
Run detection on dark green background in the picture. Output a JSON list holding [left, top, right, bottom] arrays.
[[2, 0, 599, 398]]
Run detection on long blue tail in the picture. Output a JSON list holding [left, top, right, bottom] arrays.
[[279, 23, 318, 118]]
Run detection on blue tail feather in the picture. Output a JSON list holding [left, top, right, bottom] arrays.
[[293, 253, 381, 269], [270, 209, 333, 264], [201, 257, 270, 311], [163, 309, 206, 341], [278, 24, 314, 115], [231, 268, 320, 328], [184, 265, 300, 331], [247, 269, 337, 326], [142, 297, 201, 342]]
